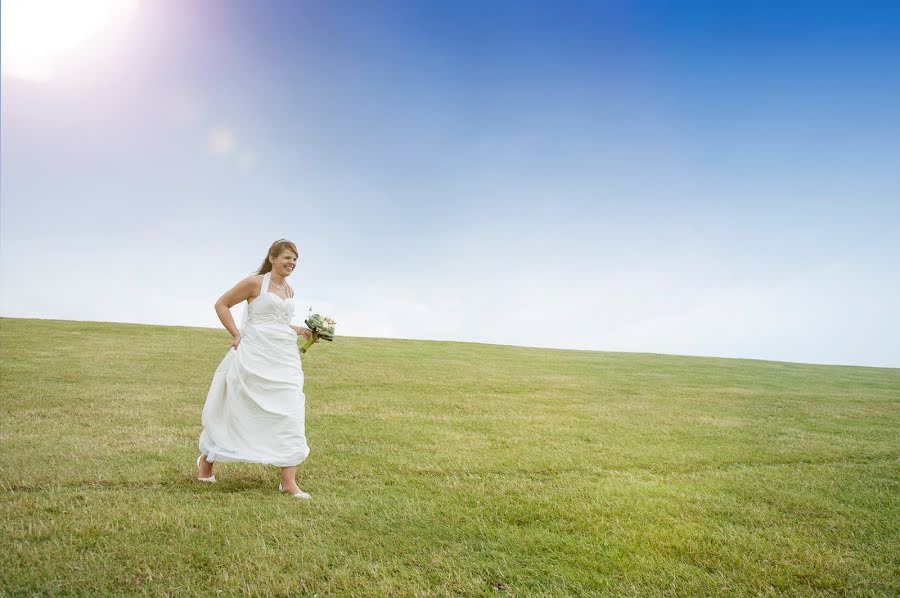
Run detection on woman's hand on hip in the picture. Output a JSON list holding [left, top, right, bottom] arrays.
[[231, 333, 241, 349]]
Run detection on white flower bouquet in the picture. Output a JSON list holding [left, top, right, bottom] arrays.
[[301, 311, 335, 353]]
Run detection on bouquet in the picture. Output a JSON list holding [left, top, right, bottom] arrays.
[[300, 310, 335, 353]]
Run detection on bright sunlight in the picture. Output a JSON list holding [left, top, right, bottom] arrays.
[[1, 0, 139, 82]]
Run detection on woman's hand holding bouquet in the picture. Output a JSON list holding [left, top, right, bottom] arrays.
[[290, 325, 316, 343], [300, 310, 335, 353]]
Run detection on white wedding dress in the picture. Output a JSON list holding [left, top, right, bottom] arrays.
[[198, 271, 310, 467]]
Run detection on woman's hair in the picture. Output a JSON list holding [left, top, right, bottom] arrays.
[[255, 239, 299, 275]]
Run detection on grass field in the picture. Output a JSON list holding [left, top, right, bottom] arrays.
[[1, 317, 898, 596]]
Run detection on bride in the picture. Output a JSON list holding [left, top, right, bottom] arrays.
[[196, 239, 316, 499]]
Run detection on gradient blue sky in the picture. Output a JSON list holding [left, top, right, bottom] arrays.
[[2, 0, 898, 366]]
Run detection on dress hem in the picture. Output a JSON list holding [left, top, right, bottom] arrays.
[[199, 431, 310, 468]]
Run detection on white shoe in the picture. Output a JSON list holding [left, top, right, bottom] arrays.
[[196, 455, 217, 483], [279, 482, 311, 499]]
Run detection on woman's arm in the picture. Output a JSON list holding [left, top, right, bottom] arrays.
[[214, 276, 259, 346], [289, 324, 318, 342], [285, 284, 317, 342]]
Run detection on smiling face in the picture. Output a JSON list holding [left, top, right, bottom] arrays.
[[270, 249, 298, 278]]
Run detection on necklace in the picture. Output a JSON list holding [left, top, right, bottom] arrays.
[[270, 277, 286, 290]]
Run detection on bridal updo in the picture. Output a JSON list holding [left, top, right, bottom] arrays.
[[256, 239, 299, 275]]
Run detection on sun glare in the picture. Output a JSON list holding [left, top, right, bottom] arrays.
[[1, 0, 139, 82]]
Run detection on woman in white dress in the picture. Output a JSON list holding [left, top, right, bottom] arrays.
[[196, 239, 316, 499]]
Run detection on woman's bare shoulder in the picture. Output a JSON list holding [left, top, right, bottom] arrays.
[[217, 274, 262, 307], [243, 274, 264, 295], [232, 275, 263, 299]]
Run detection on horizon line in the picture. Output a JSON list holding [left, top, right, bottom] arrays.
[[2, 315, 896, 371]]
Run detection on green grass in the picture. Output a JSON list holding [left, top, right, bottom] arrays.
[[1, 317, 898, 596]]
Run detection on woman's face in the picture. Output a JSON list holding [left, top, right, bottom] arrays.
[[271, 249, 298, 277]]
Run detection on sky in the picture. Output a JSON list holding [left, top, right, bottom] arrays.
[[1, 0, 898, 367]]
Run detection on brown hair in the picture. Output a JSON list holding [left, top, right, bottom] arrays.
[[255, 239, 299, 275]]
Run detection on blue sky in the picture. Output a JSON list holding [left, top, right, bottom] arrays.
[[2, 0, 898, 366]]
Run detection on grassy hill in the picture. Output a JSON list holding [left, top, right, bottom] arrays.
[[1, 317, 898, 596]]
